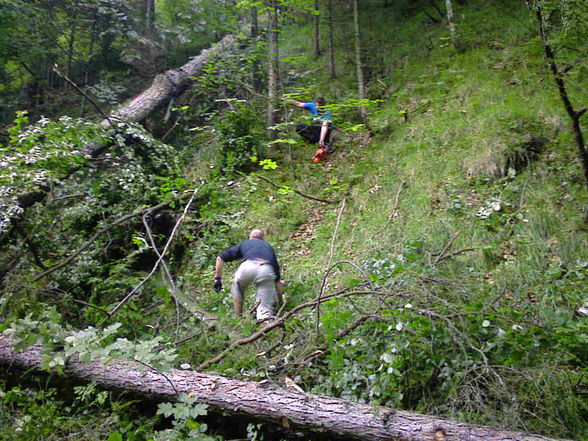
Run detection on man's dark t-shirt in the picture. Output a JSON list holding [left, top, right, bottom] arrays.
[[219, 239, 281, 281]]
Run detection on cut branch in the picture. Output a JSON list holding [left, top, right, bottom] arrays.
[[31, 190, 197, 283], [433, 231, 461, 266], [255, 174, 336, 204], [0, 336, 567, 441], [53, 64, 109, 120], [106, 185, 202, 319], [198, 289, 380, 370]]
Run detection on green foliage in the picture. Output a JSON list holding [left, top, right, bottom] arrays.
[[0, 0, 135, 122], [0, 381, 157, 441], [64, 324, 178, 371], [207, 100, 264, 172], [1, 0, 588, 440], [258, 159, 278, 170], [0, 115, 188, 326], [154, 394, 219, 441], [3, 310, 178, 373]]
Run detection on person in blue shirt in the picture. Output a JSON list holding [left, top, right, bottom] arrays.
[[288, 96, 334, 162]]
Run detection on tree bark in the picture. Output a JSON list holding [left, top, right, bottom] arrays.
[[145, 0, 155, 31], [0, 337, 566, 441], [103, 33, 239, 127], [444, 0, 458, 49], [251, 7, 263, 92], [353, 0, 367, 120], [267, 1, 280, 141], [81, 14, 97, 117], [66, 10, 78, 78], [82, 31, 241, 158], [313, 0, 321, 57], [327, 0, 337, 78]]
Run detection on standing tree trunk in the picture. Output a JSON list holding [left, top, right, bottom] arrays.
[[526, 1, 588, 218], [327, 0, 337, 78], [145, 0, 155, 32], [267, 0, 280, 141], [353, 0, 367, 120], [81, 15, 98, 117], [444, 0, 458, 49], [0, 338, 568, 441], [313, 0, 321, 57], [251, 6, 263, 92], [66, 10, 78, 78]]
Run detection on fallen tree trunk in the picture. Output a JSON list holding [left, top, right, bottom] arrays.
[[8, 30, 244, 232], [107, 34, 239, 125], [87, 31, 241, 157], [0, 337, 565, 441]]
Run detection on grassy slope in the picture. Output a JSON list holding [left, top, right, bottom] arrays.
[[181, 0, 587, 438]]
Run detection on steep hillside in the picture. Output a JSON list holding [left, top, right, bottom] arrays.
[[178, 1, 588, 437], [0, 0, 586, 440]]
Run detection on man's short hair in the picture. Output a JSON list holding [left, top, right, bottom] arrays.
[[249, 229, 265, 239], [315, 96, 326, 106]]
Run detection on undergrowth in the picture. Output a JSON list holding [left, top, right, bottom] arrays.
[[0, 0, 587, 440]]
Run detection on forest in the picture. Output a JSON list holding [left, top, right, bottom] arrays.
[[0, 0, 587, 440]]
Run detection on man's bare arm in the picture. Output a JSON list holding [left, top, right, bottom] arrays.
[[287, 99, 306, 108], [215, 257, 225, 278], [275, 279, 284, 303], [319, 121, 329, 147]]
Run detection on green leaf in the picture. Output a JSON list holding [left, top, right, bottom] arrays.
[[259, 159, 278, 170], [107, 433, 123, 441]]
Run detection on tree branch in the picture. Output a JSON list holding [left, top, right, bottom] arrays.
[[53, 64, 109, 121], [142, 213, 182, 341], [106, 184, 203, 319], [255, 174, 337, 204], [433, 231, 461, 266], [197, 289, 382, 370], [32, 197, 182, 283], [372, 181, 405, 237]]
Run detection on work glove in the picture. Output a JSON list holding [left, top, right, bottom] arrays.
[[213, 277, 223, 292]]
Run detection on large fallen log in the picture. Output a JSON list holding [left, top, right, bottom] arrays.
[[0, 337, 565, 441], [107, 34, 239, 125], [5, 30, 244, 237], [87, 31, 241, 157]]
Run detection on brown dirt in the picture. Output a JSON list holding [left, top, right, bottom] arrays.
[[289, 205, 327, 258]]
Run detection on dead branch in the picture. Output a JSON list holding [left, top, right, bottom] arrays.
[[31, 196, 188, 283], [106, 184, 203, 319], [294, 314, 387, 366], [327, 198, 346, 268], [197, 289, 382, 370], [372, 181, 405, 237], [142, 213, 182, 341], [53, 64, 109, 121], [433, 231, 461, 266], [315, 260, 373, 340], [255, 174, 337, 204], [435, 248, 476, 264], [256, 325, 286, 358], [131, 358, 179, 397]]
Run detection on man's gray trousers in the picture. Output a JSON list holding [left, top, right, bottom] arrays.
[[231, 259, 277, 320]]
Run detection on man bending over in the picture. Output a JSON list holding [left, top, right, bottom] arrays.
[[214, 229, 284, 323]]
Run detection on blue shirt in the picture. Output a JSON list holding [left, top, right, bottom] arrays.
[[220, 239, 281, 281], [303, 102, 332, 123]]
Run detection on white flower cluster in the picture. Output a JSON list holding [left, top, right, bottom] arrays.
[[476, 197, 502, 220], [0, 186, 23, 233], [0, 117, 95, 234]]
